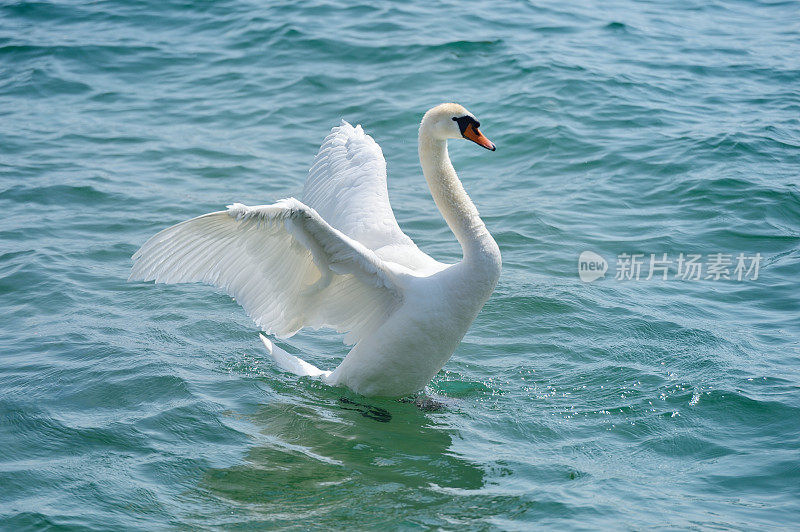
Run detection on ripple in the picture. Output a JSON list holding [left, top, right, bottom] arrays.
[[1, 0, 799, 528]]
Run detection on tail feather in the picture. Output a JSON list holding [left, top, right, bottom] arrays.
[[260, 334, 331, 378]]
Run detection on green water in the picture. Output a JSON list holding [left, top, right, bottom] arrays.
[[1, 0, 799, 529]]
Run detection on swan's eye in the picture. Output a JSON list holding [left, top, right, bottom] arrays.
[[452, 115, 480, 136]]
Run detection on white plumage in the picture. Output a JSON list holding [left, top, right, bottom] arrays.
[[130, 103, 501, 397], [302, 120, 440, 272]]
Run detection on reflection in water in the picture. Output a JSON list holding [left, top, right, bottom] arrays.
[[199, 389, 485, 525]]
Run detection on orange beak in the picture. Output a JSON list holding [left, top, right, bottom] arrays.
[[463, 123, 496, 151]]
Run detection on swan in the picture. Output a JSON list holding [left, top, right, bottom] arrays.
[[129, 103, 501, 397]]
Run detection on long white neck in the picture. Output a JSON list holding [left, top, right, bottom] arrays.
[[418, 129, 499, 267]]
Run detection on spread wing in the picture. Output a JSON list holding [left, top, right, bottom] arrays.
[[129, 199, 401, 345], [303, 120, 440, 271]]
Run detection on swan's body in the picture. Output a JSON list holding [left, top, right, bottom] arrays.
[[130, 103, 501, 397]]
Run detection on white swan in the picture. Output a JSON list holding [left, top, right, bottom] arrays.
[[130, 103, 501, 397]]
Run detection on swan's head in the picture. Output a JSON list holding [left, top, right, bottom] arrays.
[[420, 103, 496, 151]]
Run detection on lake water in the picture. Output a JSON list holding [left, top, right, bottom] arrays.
[[1, 0, 799, 529]]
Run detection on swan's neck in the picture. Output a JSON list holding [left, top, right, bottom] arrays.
[[418, 132, 500, 267]]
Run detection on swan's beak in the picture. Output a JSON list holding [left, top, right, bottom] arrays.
[[463, 123, 496, 151]]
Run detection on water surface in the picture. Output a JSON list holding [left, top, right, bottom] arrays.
[[1, 0, 799, 529]]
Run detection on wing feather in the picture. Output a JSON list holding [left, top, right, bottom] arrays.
[[130, 198, 400, 345], [303, 121, 440, 271]]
